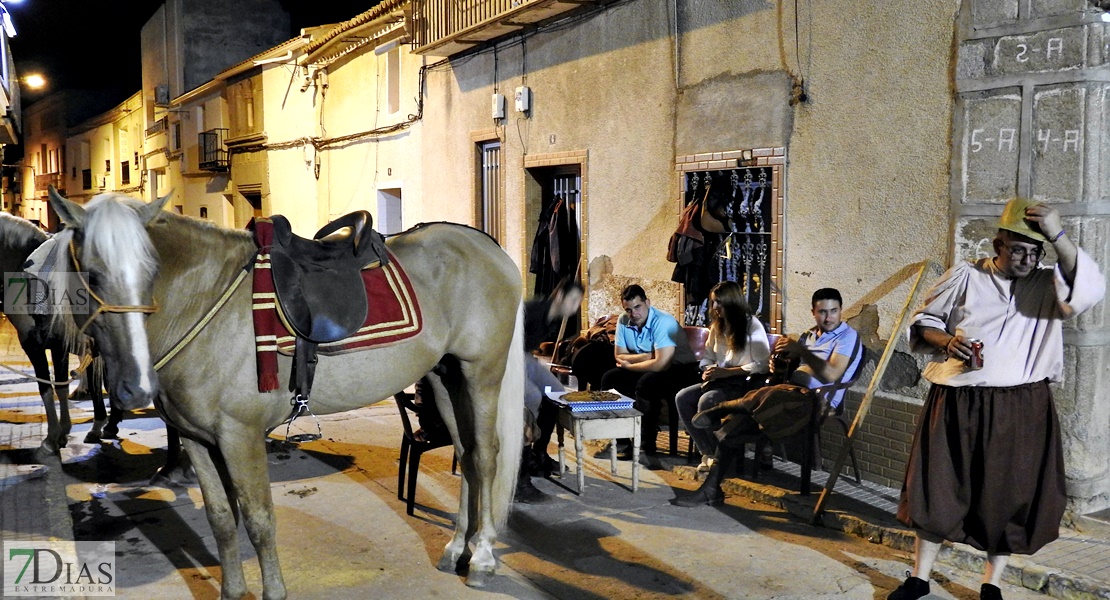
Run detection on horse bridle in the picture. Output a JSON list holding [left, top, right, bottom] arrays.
[[68, 238, 159, 334]]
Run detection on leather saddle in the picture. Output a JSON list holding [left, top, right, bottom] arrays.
[[270, 211, 389, 344]]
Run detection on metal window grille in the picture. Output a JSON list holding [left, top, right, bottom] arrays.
[[480, 141, 502, 243]]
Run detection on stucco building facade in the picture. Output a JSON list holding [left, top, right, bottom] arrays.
[[33, 0, 1110, 515]]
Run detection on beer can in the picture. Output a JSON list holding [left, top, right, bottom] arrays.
[[966, 338, 984, 370]]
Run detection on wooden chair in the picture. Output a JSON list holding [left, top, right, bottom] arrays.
[[394, 391, 457, 516], [670, 326, 710, 456]]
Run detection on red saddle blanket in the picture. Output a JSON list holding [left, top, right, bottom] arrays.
[[250, 218, 422, 392]]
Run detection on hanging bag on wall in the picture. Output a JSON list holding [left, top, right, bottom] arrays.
[[699, 182, 730, 234]]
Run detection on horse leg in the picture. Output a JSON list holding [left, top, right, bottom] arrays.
[[151, 425, 195, 486], [422, 371, 474, 573], [180, 437, 252, 600], [85, 369, 110, 443], [219, 431, 286, 600], [28, 347, 61, 461], [460, 314, 525, 587], [459, 376, 503, 586], [51, 345, 71, 446], [437, 467, 476, 573]]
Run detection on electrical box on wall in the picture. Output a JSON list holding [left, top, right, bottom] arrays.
[[514, 86, 531, 113], [492, 93, 506, 120]]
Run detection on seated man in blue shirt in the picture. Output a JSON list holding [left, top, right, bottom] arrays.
[[774, 287, 863, 411], [600, 284, 699, 458], [675, 287, 862, 507]]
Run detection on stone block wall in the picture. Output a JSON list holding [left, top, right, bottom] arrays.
[[951, 0, 1110, 513]]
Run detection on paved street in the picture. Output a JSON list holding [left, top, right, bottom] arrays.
[[0, 316, 1061, 599]]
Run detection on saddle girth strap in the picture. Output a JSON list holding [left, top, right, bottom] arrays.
[[291, 337, 319, 399]]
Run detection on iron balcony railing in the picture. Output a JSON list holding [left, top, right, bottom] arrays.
[[199, 128, 230, 172], [146, 116, 168, 137]]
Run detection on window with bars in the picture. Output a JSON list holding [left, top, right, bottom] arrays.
[[677, 165, 782, 331], [478, 141, 502, 243]]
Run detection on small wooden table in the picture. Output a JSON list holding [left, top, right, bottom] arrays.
[[548, 399, 642, 495]]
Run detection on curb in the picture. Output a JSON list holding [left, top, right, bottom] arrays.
[[674, 465, 1110, 600]]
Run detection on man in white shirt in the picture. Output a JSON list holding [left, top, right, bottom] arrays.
[[890, 198, 1105, 600]]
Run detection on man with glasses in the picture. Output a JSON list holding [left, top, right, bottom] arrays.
[[889, 198, 1105, 600]]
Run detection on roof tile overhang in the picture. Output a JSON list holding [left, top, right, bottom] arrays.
[[304, 0, 410, 66]]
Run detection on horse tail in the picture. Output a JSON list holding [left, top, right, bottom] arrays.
[[491, 300, 525, 528]]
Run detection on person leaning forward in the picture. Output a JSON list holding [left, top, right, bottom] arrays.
[[599, 284, 699, 459], [889, 198, 1105, 600]]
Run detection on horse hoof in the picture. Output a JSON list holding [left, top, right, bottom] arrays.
[[33, 444, 58, 462], [149, 473, 175, 488], [435, 555, 457, 573], [465, 569, 494, 588]]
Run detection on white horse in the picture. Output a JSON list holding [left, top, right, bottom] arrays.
[[48, 190, 525, 599]]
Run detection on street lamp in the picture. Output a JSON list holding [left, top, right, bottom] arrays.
[[22, 73, 45, 89]]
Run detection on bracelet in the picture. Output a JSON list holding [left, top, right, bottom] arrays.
[[1050, 229, 1066, 243]]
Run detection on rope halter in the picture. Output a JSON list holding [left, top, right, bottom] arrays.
[[68, 237, 159, 335]]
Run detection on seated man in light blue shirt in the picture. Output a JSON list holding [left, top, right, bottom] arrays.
[[775, 287, 863, 409], [600, 284, 699, 458]]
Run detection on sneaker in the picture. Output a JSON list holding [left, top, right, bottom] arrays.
[[888, 576, 930, 600], [696, 456, 715, 474]]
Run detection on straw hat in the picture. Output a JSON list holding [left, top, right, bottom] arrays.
[[998, 197, 1047, 242]]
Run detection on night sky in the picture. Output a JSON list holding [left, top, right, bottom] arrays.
[[6, 1, 377, 106]]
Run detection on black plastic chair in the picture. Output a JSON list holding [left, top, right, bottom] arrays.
[[394, 391, 457, 516]]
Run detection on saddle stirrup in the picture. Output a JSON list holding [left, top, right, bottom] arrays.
[[285, 393, 322, 444], [285, 338, 322, 444]]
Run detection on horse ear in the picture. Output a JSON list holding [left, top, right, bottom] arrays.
[[141, 192, 173, 225], [48, 186, 86, 228]]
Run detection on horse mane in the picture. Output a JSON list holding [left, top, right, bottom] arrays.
[[0, 212, 48, 256], [134, 206, 257, 361], [80, 194, 160, 288]]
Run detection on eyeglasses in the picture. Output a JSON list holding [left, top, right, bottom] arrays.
[[1003, 243, 1045, 262]]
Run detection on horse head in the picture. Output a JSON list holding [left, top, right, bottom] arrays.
[[48, 188, 170, 410]]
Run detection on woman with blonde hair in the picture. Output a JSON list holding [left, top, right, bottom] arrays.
[[675, 280, 771, 476]]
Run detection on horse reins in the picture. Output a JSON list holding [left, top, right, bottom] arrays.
[[153, 266, 249, 370], [69, 238, 159, 335], [66, 237, 251, 372]]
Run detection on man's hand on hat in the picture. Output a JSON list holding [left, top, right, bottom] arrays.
[[1024, 203, 1065, 242]]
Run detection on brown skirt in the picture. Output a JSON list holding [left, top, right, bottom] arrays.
[[897, 380, 1066, 555]]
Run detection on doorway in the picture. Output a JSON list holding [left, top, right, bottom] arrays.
[[525, 164, 583, 340], [377, 187, 403, 235]]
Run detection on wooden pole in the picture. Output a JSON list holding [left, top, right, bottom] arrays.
[[811, 260, 938, 523]]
